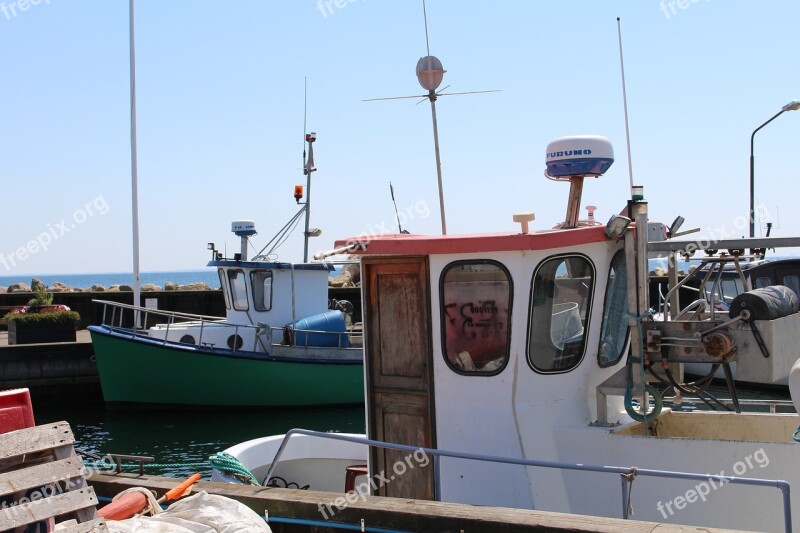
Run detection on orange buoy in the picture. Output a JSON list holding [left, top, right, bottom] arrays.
[[98, 491, 148, 520]]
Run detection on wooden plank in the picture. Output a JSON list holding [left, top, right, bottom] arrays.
[[56, 518, 108, 532], [0, 487, 98, 530], [0, 421, 74, 461], [90, 473, 742, 533], [0, 457, 87, 498]]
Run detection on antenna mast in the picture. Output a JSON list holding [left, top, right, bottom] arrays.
[[363, 1, 499, 236], [421, 0, 447, 234], [390, 182, 403, 233], [302, 79, 316, 263], [616, 17, 635, 195]]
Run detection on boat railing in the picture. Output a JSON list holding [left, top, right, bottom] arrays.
[[262, 429, 792, 532], [665, 397, 796, 413], [93, 299, 257, 352], [93, 299, 359, 353]]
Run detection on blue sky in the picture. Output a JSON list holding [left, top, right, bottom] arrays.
[[1, 1, 798, 275]]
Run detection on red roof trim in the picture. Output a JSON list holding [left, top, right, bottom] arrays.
[[333, 226, 611, 256]]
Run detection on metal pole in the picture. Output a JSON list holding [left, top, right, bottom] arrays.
[[129, 0, 141, 323], [302, 134, 315, 263], [750, 109, 785, 238], [429, 93, 447, 235]]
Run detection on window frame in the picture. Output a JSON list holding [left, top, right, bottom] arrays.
[[439, 259, 513, 377], [218, 268, 231, 310], [250, 270, 274, 312], [526, 253, 595, 374], [597, 250, 629, 368], [227, 269, 249, 311]]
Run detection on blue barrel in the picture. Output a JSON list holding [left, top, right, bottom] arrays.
[[289, 310, 350, 348]]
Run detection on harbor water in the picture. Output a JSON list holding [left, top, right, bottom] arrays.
[[34, 402, 365, 480]]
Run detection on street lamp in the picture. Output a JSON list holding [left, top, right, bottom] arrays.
[[749, 100, 800, 237]]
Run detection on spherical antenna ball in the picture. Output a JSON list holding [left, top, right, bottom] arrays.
[[416, 55, 446, 91]]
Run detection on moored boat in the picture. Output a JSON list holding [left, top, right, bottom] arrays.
[[213, 135, 800, 532], [89, 133, 364, 409]]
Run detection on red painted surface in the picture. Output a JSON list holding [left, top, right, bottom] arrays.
[[0, 388, 34, 434], [334, 225, 611, 256]]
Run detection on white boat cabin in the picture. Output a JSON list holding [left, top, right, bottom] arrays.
[[322, 135, 800, 530], [145, 220, 353, 355]]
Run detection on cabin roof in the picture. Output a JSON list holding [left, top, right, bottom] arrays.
[[334, 225, 611, 256], [207, 260, 334, 271]]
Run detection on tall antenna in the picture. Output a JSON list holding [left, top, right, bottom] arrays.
[[364, 1, 499, 235], [390, 182, 403, 233], [616, 17, 635, 195], [422, 0, 431, 56]]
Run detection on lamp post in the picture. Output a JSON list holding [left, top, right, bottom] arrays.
[[749, 100, 800, 238]]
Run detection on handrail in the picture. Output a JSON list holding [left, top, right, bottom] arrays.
[[262, 429, 792, 532], [92, 299, 225, 322], [93, 300, 358, 352]]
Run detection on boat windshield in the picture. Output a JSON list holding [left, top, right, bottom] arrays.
[[528, 255, 594, 373]]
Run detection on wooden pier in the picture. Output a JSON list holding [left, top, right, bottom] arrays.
[[88, 472, 744, 533]]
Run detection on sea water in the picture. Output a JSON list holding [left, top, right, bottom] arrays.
[[35, 402, 366, 480], [0, 270, 221, 290]]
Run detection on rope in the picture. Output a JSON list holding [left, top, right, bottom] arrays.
[[111, 487, 162, 517], [87, 460, 209, 471], [208, 452, 260, 486], [621, 466, 638, 517]]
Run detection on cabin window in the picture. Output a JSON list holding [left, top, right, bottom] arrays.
[[754, 276, 773, 290], [598, 251, 628, 367], [251, 271, 273, 311], [782, 275, 800, 297], [440, 261, 511, 374], [218, 269, 231, 310], [228, 269, 249, 311], [528, 255, 594, 373]]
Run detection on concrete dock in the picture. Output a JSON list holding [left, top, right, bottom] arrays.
[[0, 329, 101, 404]]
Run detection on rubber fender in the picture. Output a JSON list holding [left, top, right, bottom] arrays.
[[729, 285, 799, 321], [98, 491, 148, 520]]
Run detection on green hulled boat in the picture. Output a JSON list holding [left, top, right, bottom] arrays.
[[89, 132, 364, 409]]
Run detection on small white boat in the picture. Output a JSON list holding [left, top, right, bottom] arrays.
[[213, 135, 800, 531]]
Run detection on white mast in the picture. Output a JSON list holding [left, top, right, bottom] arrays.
[[129, 0, 141, 321]]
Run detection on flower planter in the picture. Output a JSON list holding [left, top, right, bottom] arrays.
[[8, 321, 77, 345]]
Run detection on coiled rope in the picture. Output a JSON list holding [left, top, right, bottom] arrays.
[[208, 452, 260, 486]]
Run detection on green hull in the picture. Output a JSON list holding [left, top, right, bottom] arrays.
[[89, 326, 364, 408]]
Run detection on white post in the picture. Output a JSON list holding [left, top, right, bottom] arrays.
[[129, 0, 141, 326]]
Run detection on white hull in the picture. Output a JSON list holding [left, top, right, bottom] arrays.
[[216, 408, 798, 531]]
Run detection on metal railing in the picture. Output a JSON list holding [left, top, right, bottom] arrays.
[[262, 429, 792, 532], [93, 299, 357, 354]]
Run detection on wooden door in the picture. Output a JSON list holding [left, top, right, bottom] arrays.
[[363, 256, 435, 500]]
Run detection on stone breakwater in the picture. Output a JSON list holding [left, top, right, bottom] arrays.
[[0, 278, 214, 294]]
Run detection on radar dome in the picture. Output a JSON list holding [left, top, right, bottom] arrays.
[[545, 135, 614, 178]]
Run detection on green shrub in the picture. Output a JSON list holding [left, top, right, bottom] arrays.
[[4, 310, 80, 326], [27, 286, 54, 307]]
